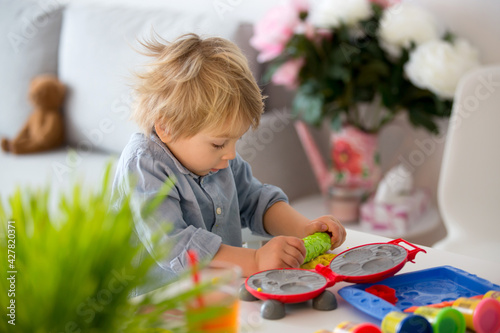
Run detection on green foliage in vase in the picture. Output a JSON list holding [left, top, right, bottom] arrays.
[[0, 163, 226, 333]]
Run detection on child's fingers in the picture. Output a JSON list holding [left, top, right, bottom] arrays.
[[281, 251, 303, 268], [331, 232, 345, 249], [327, 222, 345, 249], [258, 236, 307, 269], [304, 220, 328, 236], [286, 237, 307, 256], [283, 241, 306, 266], [332, 218, 347, 246], [311, 215, 346, 249]]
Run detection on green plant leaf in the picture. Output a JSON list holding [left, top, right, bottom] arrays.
[[327, 65, 351, 82], [293, 89, 324, 126], [330, 113, 344, 132], [0, 162, 222, 333], [408, 105, 440, 134]]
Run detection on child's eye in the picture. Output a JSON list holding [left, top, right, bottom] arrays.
[[212, 143, 225, 150]]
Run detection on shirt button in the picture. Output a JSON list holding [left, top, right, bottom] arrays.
[[216, 207, 222, 215]]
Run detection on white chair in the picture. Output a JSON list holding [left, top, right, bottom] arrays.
[[434, 66, 500, 263]]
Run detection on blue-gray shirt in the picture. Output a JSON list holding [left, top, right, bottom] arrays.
[[112, 132, 287, 294]]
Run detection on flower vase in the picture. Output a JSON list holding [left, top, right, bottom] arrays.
[[327, 126, 381, 222]]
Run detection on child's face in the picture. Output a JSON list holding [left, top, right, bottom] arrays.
[[157, 121, 250, 176]]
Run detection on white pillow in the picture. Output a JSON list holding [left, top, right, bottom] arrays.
[[0, 0, 65, 138]]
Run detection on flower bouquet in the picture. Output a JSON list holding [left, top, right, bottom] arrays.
[[251, 0, 480, 190], [251, 0, 479, 134]]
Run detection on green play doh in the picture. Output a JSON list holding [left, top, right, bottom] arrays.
[[303, 232, 331, 264]]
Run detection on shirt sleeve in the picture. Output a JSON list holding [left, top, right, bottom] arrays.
[[231, 153, 288, 237], [112, 149, 222, 277]]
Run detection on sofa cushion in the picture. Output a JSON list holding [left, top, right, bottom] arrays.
[[0, 0, 65, 138], [0, 149, 116, 207], [58, 2, 241, 154]]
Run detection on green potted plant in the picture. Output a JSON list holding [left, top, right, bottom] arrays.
[[0, 163, 232, 333]]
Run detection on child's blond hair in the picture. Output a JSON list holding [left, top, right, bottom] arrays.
[[132, 33, 264, 140]]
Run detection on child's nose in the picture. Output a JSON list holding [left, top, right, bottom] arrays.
[[222, 146, 237, 161]]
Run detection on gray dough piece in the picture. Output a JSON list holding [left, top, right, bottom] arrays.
[[312, 290, 337, 311], [261, 299, 286, 320]]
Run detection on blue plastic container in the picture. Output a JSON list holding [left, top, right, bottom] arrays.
[[338, 265, 500, 321]]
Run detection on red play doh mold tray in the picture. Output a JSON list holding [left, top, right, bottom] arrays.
[[240, 239, 426, 319]]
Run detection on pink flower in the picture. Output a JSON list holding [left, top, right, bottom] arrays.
[[316, 28, 333, 39], [271, 58, 305, 90], [250, 0, 309, 63], [332, 139, 363, 176]]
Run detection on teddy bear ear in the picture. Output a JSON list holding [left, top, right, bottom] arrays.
[[28, 75, 66, 107]]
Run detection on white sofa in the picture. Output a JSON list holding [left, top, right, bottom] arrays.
[[0, 0, 324, 209]]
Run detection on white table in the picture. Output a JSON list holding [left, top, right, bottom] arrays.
[[238, 229, 500, 333], [290, 194, 441, 240]]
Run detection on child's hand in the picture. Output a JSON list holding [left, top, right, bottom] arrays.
[[303, 215, 346, 249], [254, 236, 306, 271]]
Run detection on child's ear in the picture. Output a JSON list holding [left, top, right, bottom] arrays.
[[154, 123, 172, 143]]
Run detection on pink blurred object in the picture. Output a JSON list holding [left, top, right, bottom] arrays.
[[360, 188, 431, 234], [250, 0, 309, 63], [271, 58, 305, 90], [330, 125, 381, 190], [326, 185, 365, 223], [294, 121, 381, 197], [294, 120, 333, 195]]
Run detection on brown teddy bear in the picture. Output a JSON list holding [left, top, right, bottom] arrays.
[[1, 74, 66, 154]]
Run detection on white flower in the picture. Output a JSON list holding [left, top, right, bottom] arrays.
[[311, 0, 372, 28], [404, 38, 480, 99], [378, 3, 444, 58]]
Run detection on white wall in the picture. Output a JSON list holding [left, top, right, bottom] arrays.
[[413, 0, 500, 65], [93, 0, 500, 64]]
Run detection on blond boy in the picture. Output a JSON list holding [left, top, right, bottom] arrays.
[[113, 33, 345, 293]]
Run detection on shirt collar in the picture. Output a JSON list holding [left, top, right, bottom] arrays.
[[150, 130, 201, 179]]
